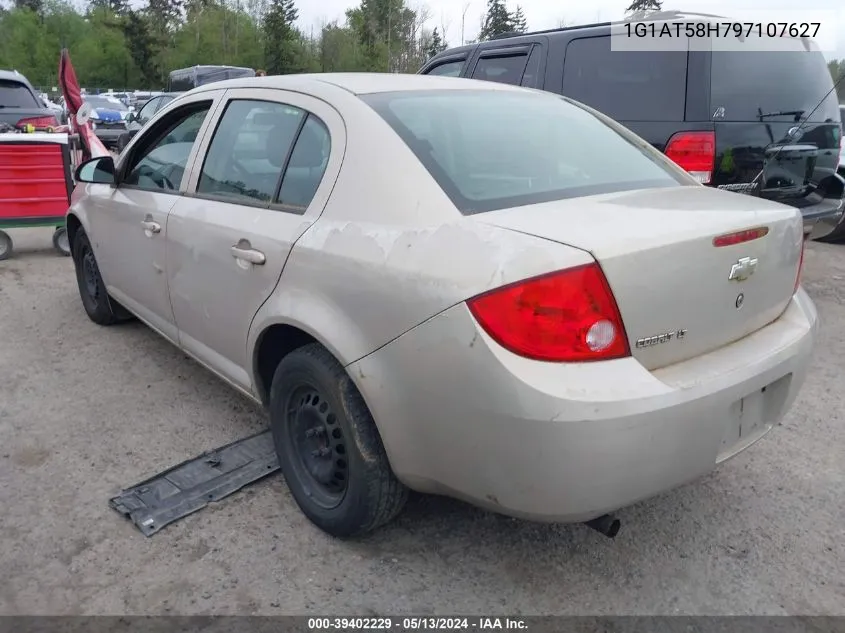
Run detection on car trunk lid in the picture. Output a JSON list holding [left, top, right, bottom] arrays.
[[474, 186, 804, 370]]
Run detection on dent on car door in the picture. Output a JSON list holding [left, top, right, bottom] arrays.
[[166, 90, 336, 393], [95, 98, 218, 342]]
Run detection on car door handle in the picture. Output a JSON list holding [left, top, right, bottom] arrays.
[[141, 220, 161, 234], [230, 245, 266, 265]]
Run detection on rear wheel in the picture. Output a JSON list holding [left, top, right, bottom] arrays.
[[71, 230, 132, 325], [0, 231, 12, 261], [269, 343, 408, 537]]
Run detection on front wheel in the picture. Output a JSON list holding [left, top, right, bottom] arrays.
[[269, 343, 408, 537], [71, 230, 132, 325]]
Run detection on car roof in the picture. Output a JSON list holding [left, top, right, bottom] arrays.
[[189, 72, 533, 97], [0, 69, 32, 85]]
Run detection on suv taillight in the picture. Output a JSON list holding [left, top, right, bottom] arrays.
[[665, 131, 715, 184], [467, 263, 630, 362], [16, 115, 59, 132]]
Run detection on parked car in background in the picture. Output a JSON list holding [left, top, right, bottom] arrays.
[[167, 65, 255, 92], [66, 73, 815, 538], [420, 10, 845, 242], [0, 70, 63, 131], [81, 95, 131, 149], [115, 92, 181, 152]]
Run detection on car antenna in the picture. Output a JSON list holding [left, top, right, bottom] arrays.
[[748, 68, 845, 190]]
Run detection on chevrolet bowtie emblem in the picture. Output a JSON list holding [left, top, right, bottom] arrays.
[[729, 256, 758, 282]]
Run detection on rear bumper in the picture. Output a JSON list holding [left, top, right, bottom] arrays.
[[802, 197, 844, 240], [350, 291, 818, 523]]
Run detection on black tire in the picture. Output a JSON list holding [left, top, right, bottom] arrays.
[[52, 227, 71, 256], [71, 230, 133, 325], [269, 343, 408, 537], [0, 230, 12, 261]]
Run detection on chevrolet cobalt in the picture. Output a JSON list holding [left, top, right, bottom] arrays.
[[66, 74, 817, 537]]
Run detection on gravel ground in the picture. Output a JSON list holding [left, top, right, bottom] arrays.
[[0, 227, 843, 616]]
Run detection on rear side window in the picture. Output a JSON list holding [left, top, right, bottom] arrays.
[[198, 99, 303, 205], [562, 36, 687, 121], [711, 38, 840, 123], [426, 60, 465, 77], [0, 80, 40, 108], [363, 90, 689, 215], [472, 53, 529, 85], [520, 47, 542, 87]]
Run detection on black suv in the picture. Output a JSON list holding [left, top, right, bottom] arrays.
[[419, 11, 845, 241]]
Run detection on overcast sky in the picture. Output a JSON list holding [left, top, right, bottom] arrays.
[[297, 0, 845, 61]]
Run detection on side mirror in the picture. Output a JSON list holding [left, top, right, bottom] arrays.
[[75, 156, 115, 185]]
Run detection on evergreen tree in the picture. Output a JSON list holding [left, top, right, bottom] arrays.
[[510, 5, 527, 33], [426, 26, 446, 59], [479, 0, 511, 40], [263, 0, 300, 75], [625, 0, 662, 13]]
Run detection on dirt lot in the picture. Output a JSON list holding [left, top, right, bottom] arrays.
[[0, 227, 843, 616]]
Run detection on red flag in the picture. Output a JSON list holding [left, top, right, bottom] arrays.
[[58, 48, 108, 161]]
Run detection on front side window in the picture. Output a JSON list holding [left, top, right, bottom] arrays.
[[123, 103, 212, 191], [426, 60, 465, 77], [363, 90, 690, 214], [197, 99, 304, 205], [136, 97, 161, 124]]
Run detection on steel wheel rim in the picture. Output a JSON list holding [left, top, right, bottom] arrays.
[[81, 247, 100, 300], [285, 385, 349, 509]]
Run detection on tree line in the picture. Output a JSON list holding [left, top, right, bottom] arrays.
[[0, 0, 843, 101]]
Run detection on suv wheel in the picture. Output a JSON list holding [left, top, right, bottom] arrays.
[[269, 343, 408, 537]]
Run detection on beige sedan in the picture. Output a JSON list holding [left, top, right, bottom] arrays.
[[66, 73, 817, 537]]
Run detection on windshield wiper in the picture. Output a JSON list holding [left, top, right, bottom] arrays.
[[757, 108, 805, 122]]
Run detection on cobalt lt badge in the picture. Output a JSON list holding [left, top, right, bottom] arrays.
[[736, 293, 744, 309]]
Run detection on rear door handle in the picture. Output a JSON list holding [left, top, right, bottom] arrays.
[[141, 220, 161, 234], [230, 244, 266, 265]]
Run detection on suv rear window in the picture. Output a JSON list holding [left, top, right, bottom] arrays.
[[0, 80, 40, 108], [363, 90, 690, 215], [711, 38, 839, 123], [562, 36, 687, 121]]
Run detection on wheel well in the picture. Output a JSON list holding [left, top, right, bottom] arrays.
[[66, 214, 82, 249], [254, 324, 318, 406]]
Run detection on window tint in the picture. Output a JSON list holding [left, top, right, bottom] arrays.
[[520, 46, 541, 87], [472, 54, 529, 85], [124, 104, 211, 191], [277, 114, 331, 211], [711, 38, 839, 123], [562, 37, 687, 121], [363, 90, 688, 215], [427, 60, 465, 77], [197, 99, 304, 205], [0, 80, 40, 108]]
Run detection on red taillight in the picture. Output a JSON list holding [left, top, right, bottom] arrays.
[[16, 115, 59, 131], [794, 239, 805, 294], [713, 226, 769, 247], [466, 263, 630, 362], [665, 131, 715, 184]]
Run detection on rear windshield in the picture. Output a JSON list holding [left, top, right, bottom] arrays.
[[362, 90, 689, 214], [711, 38, 840, 123], [0, 80, 40, 108]]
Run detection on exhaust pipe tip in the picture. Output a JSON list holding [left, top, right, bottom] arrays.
[[584, 514, 621, 539]]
